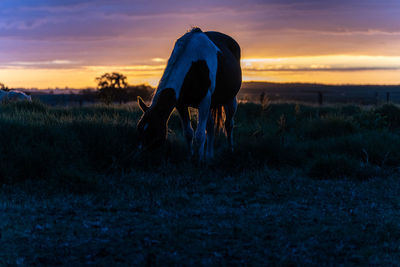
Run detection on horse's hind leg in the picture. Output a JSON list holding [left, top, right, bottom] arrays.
[[206, 111, 215, 160], [224, 97, 237, 152], [177, 105, 194, 155]]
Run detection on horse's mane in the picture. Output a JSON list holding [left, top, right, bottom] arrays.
[[157, 27, 203, 91], [170, 27, 202, 66]]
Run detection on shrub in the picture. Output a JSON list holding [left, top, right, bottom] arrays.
[[339, 105, 362, 116], [235, 103, 263, 122], [374, 104, 400, 129], [303, 115, 356, 139], [353, 110, 387, 130], [354, 131, 400, 166]]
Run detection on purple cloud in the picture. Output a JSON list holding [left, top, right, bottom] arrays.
[[0, 0, 399, 70]]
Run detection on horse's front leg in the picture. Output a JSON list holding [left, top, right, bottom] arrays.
[[194, 91, 212, 161], [224, 97, 237, 152], [176, 105, 194, 155]]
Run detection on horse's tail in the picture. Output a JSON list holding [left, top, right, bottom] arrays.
[[211, 106, 226, 135]]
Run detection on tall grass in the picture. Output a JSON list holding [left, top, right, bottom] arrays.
[[0, 101, 400, 183]]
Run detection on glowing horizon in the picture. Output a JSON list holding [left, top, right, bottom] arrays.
[[1, 1, 399, 89], [1, 55, 400, 89]]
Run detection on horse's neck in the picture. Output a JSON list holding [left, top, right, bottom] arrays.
[[157, 60, 191, 100], [151, 88, 177, 120]]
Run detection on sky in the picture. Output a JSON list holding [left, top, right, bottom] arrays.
[[0, 0, 400, 89]]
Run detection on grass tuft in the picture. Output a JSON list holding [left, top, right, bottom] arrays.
[[375, 104, 400, 129]]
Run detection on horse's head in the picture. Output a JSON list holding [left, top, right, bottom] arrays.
[[137, 90, 176, 149]]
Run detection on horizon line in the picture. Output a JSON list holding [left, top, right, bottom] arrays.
[[9, 80, 400, 91]]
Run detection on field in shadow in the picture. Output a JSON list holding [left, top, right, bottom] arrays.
[[1, 101, 400, 265]]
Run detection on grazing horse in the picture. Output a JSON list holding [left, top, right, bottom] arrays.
[[137, 27, 242, 160]]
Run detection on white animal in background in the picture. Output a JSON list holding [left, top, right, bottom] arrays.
[[0, 90, 32, 103], [0, 90, 8, 102]]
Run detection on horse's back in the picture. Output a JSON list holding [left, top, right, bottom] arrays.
[[205, 31, 241, 62], [205, 32, 242, 107]]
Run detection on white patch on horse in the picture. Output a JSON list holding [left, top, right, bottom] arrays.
[[155, 31, 220, 103]]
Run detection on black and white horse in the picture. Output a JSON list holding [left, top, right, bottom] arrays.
[[137, 27, 242, 160]]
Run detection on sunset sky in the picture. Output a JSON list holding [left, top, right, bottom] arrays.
[[1, 0, 400, 89]]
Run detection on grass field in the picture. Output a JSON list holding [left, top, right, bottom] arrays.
[[1, 100, 400, 265]]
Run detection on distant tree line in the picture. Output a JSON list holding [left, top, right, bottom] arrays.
[[92, 72, 154, 105]]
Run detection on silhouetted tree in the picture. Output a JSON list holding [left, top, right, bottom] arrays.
[[0, 83, 10, 92], [96, 72, 128, 104]]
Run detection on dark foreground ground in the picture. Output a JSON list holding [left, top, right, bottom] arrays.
[[1, 101, 400, 265], [2, 170, 400, 266]]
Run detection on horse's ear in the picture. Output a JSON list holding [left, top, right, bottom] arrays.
[[137, 96, 149, 112]]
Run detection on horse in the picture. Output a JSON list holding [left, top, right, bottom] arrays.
[[0, 90, 32, 103], [137, 27, 242, 160]]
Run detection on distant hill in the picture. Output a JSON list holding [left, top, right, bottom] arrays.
[[241, 81, 400, 93], [239, 82, 400, 104]]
